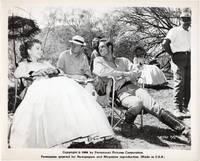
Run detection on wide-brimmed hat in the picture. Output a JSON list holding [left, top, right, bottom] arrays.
[[69, 35, 86, 46]]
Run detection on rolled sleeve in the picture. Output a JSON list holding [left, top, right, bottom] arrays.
[[93, 57, 122, 78]]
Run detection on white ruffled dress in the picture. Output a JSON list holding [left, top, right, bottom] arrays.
[[10, 76, 113, 148]]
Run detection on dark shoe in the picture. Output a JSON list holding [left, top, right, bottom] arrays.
[[124, 112, 137, 124], [121, 121, 138, 138], [172, 109, 186, 119], [182, 128, 191, 144], [159, 109, 185, 134]]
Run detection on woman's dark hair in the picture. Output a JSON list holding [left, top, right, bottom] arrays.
[[134, 46, 146, 57], [19, 39, 41, 61], [92, 37, 100, 51], [99, 38, 114, 53]]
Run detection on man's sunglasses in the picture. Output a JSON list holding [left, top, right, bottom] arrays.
[[181, 17, 191, 22]]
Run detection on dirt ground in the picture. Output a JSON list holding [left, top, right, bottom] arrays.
[[8, 80, 191, 149]]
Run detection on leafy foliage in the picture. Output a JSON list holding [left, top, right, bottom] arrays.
[[8, 16, 40, 40], [114, 7, 181, 58]]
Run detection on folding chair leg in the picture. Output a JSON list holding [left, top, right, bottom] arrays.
[[109, 108, 126, 128], [113, 111, 126, 128], [8, 123, 12, 148], [140, 109, 144, 129], [113, 117, 124, 128], [13, 79, 18, 113]]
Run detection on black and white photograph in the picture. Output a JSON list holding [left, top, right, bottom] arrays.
[[1, 0, 200, 160]]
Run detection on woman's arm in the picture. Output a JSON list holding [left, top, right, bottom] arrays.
[[14, 62, 30, 78]]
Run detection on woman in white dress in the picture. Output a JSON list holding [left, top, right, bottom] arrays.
[[133, 46, 167, 87], [9, 39, 113, 148]]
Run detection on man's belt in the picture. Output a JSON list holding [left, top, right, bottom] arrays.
[[174, 51, 191, 55]]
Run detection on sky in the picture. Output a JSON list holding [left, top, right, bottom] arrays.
[[9, 5, 115, 28]]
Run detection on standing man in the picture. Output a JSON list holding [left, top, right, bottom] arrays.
[[162, 9, 191, 117], [57, 35, 92, 80]]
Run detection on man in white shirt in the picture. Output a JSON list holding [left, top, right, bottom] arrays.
[[57, 35, 97, 98], [57, 35, 92, 80], [162, 9, 191, 117]]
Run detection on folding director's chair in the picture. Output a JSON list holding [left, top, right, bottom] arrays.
[[12, 76, 35, 113], [107, 76, 145, 129]]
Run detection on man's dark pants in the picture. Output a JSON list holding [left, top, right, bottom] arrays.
[[171, 52, 191, 111]]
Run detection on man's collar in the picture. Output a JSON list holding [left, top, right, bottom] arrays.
[[180, 25, 190, 32]]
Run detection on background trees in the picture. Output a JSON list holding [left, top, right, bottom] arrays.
[[8, 6, 185, 82], [36, 7, 182, 63], [114, 7, 181, 59]]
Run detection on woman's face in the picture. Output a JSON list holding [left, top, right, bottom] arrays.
[[136, 49, 144, 57], [99, 42, 109, 57], [28, 43, 42, 60], [92, 39, 99, 48]]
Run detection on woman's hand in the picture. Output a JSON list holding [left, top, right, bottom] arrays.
[[69, 75, 87, 83], [32, 69, 48, 77], [31, 68, 59, 78], [45, 68, 60, 77]]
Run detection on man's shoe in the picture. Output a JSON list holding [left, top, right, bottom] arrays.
[[121, 122, 132, 137], [172, 109, 185, 119], [182, 128, 191, 144], [159, 109, 185, 134], [121, 122, 138, 138]]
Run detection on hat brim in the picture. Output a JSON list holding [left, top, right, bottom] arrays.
[[69, 40, 86, 46], [180, 15, 191, 18]]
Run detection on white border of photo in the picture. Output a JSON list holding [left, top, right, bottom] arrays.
[[0, 0, 200, 160]]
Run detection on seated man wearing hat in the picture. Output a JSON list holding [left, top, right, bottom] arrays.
[[57, 35, 97, 98], [57, 35, 92, 80], [162, 8, 191, 118]]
